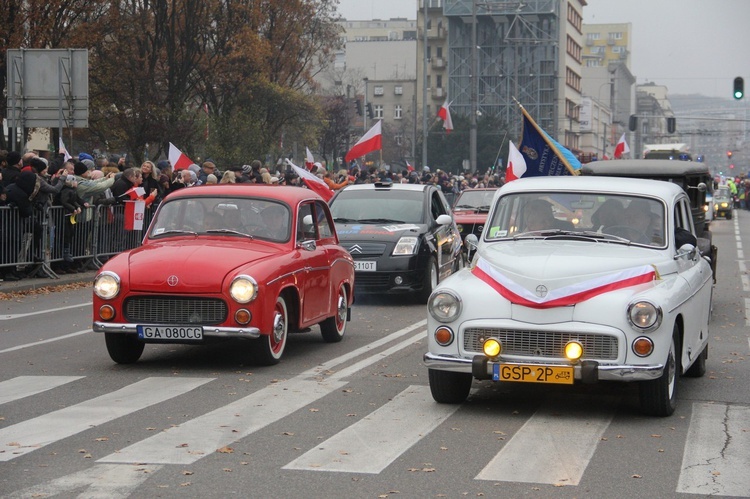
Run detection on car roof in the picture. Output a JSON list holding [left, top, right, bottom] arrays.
[[581, 160, 710, 177], [165, 184, 323, 204], [499, 175, 686, 200], [340, 182, 431, 193]]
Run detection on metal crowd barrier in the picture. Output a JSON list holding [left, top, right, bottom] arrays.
[[0, 204, 155, 280]]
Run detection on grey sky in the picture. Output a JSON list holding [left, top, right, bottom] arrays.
[[336, 0, 750, 98]]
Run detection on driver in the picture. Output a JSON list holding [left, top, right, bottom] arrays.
[[260, 205, 288, 239], [524, 199, 573, 231]]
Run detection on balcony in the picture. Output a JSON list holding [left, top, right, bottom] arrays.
[[431, 87, 445, 98], [418, 26, 446, 39], [431, 57, 446, 69]]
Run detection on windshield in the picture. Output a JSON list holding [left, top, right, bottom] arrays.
[[149, 196, 291, 243], [453, 190, 496, 211], [330, 189, 424, 224], [716, 188, 730, 198], [486, 192, 666, 247]]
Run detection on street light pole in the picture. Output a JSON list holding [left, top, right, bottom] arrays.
[[421, 0, 428, 169], [363, 77, 368, 133], [470, 0, 478, 173]]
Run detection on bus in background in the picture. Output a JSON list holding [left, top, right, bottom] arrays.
[[643, 143, 692, 160]]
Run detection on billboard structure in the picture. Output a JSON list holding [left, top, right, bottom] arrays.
[[6, 49, 89, 150]]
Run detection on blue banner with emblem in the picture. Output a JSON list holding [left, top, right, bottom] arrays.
[[518, 105, 581, 177]]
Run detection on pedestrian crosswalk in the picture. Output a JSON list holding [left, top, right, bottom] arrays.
[[2, 375, 750, 498]]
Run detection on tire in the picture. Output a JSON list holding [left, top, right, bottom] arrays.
[[320, 284, 348, 343], [105, 333, 145, 364], [250, 296, 288, 365], [418, 256, 438, 303], [684, 344, 707, 378], [639, 326, 680, 417], [428, 368, 472, 403]]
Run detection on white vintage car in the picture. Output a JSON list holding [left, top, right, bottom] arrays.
[[424, 176, 713, 416]]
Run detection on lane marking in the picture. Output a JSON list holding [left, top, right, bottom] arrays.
[[283, 385, 458, 474], [5, 463, 162, 499], [0, 376, 84, 406], [475, 399, 613, 485], [677, 403, 750, 496], [0, 302, 91, 320], [0, 377, 213, 461], [745, 298, 750, 328], [0, 329, 92, 355]]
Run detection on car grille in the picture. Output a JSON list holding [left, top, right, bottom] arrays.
[[345, 242, 387, 256], [463, 328, 618, 361], [124, 296, 228, 325], [354, 273, 391, 288]]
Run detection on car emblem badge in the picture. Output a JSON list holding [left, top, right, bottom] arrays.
[[535, 285, 548, 298], [349, 244, 363, 254], [167, 275, 179, 286]]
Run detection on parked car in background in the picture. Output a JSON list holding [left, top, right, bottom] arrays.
[[93, 185, 355, 365], [329, 179, 463, 302], [452, 188, 499, 245], [424, 176, 713, 416]]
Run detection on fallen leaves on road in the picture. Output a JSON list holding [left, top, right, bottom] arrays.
[[0, 281, 91, 300], [217, 446, 233, 454]]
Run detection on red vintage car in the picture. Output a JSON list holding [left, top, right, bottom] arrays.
[[452, 188, 499, 244], [92, 185, 355, 365]]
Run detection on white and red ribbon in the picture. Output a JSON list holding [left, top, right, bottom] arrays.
[[472, 257, 656, 309]]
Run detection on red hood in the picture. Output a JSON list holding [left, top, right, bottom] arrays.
[[127, 240, 277, 293], [453, 210, 488, 224]]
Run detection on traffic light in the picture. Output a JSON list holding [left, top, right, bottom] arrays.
[[727, 150, 733, 158], [734, 77, 744, 100], [667, 117, 676, 134], [366, 103, 373, 119], [355, 99, 363, 115]]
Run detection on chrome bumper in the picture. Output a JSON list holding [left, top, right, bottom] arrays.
[[423, 352, 664, 381], [92, 322, 261, 339]]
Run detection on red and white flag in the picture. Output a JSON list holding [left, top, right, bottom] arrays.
[[168, 142, 195, 171], [504, 140, 527, 183], [345, 121, 382, 163], [59, 137, 72, 162], [305, 147, 315, 171], [406, 160, 414, 172], [614, 133, 630, 159], [124, 200, 146, 231], [287, 160, 334, 202], [437, 99, 454, 133], [122, 186, 146, 200]]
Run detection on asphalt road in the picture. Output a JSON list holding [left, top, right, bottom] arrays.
[[0, 212, 749, 498]]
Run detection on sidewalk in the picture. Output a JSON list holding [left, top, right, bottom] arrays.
[[0, 269, 97, 294]]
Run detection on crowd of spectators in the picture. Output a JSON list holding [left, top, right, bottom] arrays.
[[1, 148, 503, 282]]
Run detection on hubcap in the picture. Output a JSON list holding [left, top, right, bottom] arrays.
[[337, 294, 346, 324], [273, 311, 285, 343]]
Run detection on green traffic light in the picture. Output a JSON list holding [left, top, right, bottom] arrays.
[[734, 77, 744, 100], [735, 90, 744, 99]]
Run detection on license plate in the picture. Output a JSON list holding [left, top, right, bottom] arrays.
[[354, 261, 377, 271], [493, 364, 574, 384], [137, 325, 203, 341]]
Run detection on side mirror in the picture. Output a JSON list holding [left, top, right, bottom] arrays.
[[298, 239, 317, 251], [465, 234, 479, 260], [436, 214, 453, 226], [674, 243, 697, 261]]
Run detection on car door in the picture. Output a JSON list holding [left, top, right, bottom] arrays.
[[673, 196, 712, 366], [429, 189, 457, 280], [296, 201, 332, 324]]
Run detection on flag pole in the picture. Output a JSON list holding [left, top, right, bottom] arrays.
[[514, 99, 579, 176]]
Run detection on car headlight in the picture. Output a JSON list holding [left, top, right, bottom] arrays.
[[428, 290, 462, 322], [627, 300, 662, 332], [393, 236, 418, 255], [230, 275, 258, 303], [94, 271, 120, 300], [721, 202, 729, 208]]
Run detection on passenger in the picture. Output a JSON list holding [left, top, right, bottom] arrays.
[[259, 205, 287, 239], [591, 199, 623, 230], [524, 199, 572, 231], [624, 199, 660, 244]]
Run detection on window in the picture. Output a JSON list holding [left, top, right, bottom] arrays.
[[394, 104, 403, 119], [436, 46, 443, 58], [436, 74, 443, 88], [587, 32, 600, 41], [611, 46, 624, 53], [608, 32, 623, 40], [297, 203, 316, 241], [314, 201, 333, 239], [374, 104, 384, 119], [395, 134, 403, 146], [374, 85, 384, 96], [394, 85, 403, 95]]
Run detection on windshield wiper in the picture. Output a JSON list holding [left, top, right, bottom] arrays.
[[156, 229, 198, 237], [358, 218, 407, 224], [512, 229, 632, 244], [454, 204, 476, 209], [333, 217, 359, 223], [204, 229, 254, 239]]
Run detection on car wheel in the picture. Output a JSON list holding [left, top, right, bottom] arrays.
[[104, 333, 144, 364], [320, 284, 348, 343], [684, 344, 707, 378], [639, 326, 679, 416], [250, 296, 288, 365], [418, 256, 438, 303], [428, 368, 472, 403]]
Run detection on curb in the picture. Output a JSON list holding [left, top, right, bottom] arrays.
[[0, 271, 96, 295]]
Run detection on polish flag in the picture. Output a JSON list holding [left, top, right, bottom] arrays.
[[437, 100, 454, 133], [169, 142, 195, 171], [504, 140, 527, 182], [122, 186, 146, 200], [287, 160, 334, 202], [345, 121, 382, 163], [614, 133, 630, 159], [124, 200, 146, 231], [406, 160, 414, 172], [59, 138, 72, 162], [305, 147, 315, 171]]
